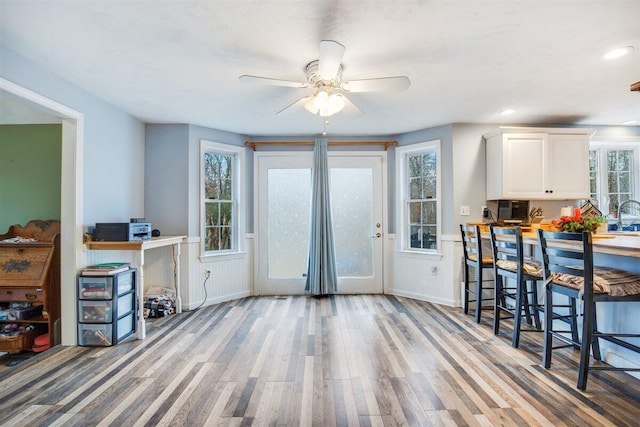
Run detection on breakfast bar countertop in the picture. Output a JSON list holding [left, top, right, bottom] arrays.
[[520, 231, 640, 258], [476, 223, 640, 259]]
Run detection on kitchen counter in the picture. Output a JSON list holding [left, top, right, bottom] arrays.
[[519, 231, 640, 258], [474, 222, 640, 259]]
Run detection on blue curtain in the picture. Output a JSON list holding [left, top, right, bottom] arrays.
[[305, 138, 338, 295]]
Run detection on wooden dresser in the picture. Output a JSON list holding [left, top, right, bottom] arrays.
[[0, 220, 61, 351]]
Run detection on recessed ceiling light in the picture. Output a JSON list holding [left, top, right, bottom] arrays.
[[500, 108, 515, 115], [603, 46, 634, 60], [621, 119, 639, 125]]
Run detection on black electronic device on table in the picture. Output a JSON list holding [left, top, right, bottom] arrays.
[[497, 200, 530, 225], [93, 222, 151, 241]]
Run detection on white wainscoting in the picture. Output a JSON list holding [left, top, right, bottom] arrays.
[[388, 233, 463, 307], [183, 237, 252, 310]]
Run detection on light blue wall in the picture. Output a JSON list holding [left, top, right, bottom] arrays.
[[144, 124, 190, 236], [145, 123, 248, 237], [0, 45, 146, 228]]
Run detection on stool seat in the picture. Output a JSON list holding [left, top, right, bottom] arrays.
[[551, 266, 640, 297], [468, 254, 494, 264], [495, 259, 543, 277]]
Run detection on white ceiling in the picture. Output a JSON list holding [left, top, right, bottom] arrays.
[[1, 0, 639, 136]]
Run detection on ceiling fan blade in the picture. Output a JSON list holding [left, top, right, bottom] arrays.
[[341, 95, 364, 117], [341, 76, 411, 93], [318, 40, 345, 81], [239, 75, 308, 89], [276, 96, 311, 115]]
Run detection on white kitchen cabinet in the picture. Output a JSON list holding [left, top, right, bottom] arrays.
[[485, 127, 594, 200]]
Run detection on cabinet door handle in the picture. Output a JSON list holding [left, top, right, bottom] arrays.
[[25, 292, 38, 300]]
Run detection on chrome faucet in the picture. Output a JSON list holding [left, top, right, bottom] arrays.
[[617, 199, 640, 230]]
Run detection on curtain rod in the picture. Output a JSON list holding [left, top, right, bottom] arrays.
[[245, 140, 398, 151]]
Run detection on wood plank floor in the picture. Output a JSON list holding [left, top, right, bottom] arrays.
[[1, 295, 640, 426]]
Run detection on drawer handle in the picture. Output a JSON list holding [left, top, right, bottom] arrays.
[[25, 292, 38, 300]]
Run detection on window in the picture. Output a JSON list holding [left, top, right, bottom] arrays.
[[397, 140, 440, 253], [589, 142, 639, 217], [588, 149, 599, 202], [201, 140, 244, 256]]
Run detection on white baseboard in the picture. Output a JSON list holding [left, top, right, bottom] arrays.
[[604, 349, 640, 380], [183, 290, 251, 311], [387, 288, 456, 307]]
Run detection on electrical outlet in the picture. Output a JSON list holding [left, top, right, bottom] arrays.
[[481, 206, 488, 218], [460, 205, 470, 216]]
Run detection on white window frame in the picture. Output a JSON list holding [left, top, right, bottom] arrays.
[[200, 139, 245, 258], [589, 139, 640, 218], [396, 139, 441, 255]]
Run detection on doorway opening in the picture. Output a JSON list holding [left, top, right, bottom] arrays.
[[1, 77, 83, 346]]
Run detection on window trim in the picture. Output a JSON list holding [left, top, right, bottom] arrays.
[[396, 139, 441, 254], [200, 139, 245, 258], [589, 139, 640, 218]]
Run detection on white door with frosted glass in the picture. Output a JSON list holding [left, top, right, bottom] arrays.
[[255, 153, 385, 294]]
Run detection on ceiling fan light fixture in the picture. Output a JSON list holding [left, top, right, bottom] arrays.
[[240, 40, 406, 116], [315, 89, 330, 109], [304, 89, 345, 117], [320, 93, 345, 117], [304, 97, 318, 115]]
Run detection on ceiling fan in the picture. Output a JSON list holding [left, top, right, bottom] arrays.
[[239, 40, 411, 117]]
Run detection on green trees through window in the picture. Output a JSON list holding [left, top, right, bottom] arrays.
[[407, 151, 437, 250], [204, 152, 234, 251]]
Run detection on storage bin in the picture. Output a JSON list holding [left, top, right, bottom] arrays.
[[117, 292, 135, 317], [77, 269, 137, 346], [78, 293, 134, 323], [78, 300, 113, 323], [78, 323, 113, 346], [78, 278, 113, 299], [77, 270, 135, 300], [116, 312, 135, 341]]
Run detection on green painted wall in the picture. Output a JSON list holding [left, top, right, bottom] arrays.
[[0, 124, 62, 232]]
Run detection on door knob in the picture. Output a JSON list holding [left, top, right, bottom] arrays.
[[372, 232, 382, 238]]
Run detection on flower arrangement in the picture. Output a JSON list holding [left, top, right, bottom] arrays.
[[551, 215, 608, 233]]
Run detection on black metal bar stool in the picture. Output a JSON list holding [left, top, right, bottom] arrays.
[[489, 225, 543, 347], [538, 229, 640, 390], [460, 224, 494, 323]]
